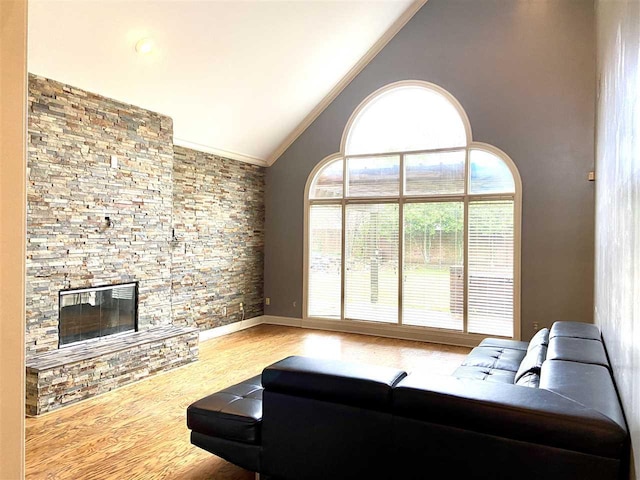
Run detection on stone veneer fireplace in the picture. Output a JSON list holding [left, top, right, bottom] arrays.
[[59, 282, 138, 347], [26, 74, 264, 354], [25, 75, 195, 415], [24, 74, 264, 415]]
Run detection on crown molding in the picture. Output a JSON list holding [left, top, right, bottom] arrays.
[[173, 137, 268, 167], [266, 0, 428, 166]]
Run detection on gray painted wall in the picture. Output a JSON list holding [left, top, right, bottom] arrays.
[[595, 1, 639, 476], [265, 0, 596, 341]]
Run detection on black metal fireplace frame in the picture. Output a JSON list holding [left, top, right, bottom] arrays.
[[58, 281, 139, 348]]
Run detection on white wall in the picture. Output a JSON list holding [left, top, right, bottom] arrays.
[[0, 0, 27, 478], [595, 1, 640, 477]]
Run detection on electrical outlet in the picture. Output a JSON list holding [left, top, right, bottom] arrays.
[[222, 306, 227, 317], [265, 297, 270, 306], [533, 322, 539, 331], [239, 302, 244, 310]]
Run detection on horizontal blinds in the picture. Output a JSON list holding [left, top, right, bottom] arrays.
[[345, 203, 398, 323], [404, 150, 465, 196], [307, 148, 518, 338], [403, 202, 463, 330], [347, 155, 400, 197], [308, 205, 342, 318], [467, 200, 514, 337]]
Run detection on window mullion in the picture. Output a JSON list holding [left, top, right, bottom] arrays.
[[309, 199, 343, 206], [398, 154, 405, 326], [463, 147, 470, 334], [403, 195, 465, 203], [467, 194, 515, 202], [345, 198, 400, 205], [346, 145, 466, 159], [340, 159, 348, 321]]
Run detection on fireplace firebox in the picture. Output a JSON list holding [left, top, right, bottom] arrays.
[[58, 282, 138, 347]]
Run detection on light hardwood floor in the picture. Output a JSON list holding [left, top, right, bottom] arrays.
[[25, 324, 470, 479]]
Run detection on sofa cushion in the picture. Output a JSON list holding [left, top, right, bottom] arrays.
[[527, 328, 550, 352], [393, 372, 628, 458], [187, 375, 263, 444], [515, 371, 540, 388], [550, 321, 600, 341], [540, 360, 626, 431], [515, 344, 547, 383], [452, 365, 516, 384], [262, 356, 407, 411], [461, 346, 526, 373], [547, 337, 609, 369], [478, 338, 528, 351]]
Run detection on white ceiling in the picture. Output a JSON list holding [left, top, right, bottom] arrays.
[[28, 0, 419, 165]]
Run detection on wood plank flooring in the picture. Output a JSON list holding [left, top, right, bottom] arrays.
[[25, 324, 470, 480]]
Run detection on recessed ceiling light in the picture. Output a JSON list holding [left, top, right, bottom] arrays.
[[135, 38, 154, 55]]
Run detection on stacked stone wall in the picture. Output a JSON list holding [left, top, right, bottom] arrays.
[[26, 326, 198, 415], [172, 146, 265, 329], [27, 74, 175, 354], [27, 75, 266, 356]]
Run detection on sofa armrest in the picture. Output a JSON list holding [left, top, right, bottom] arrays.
[[393, 373, 627, 458], [262, 356, 407, 411]]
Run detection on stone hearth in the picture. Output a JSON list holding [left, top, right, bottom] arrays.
[[26, 326, 198, 415]]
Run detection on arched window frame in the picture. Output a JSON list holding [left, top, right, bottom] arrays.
[[303, 80, 522, 342]]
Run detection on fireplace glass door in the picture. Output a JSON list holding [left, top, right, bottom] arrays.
[[59, 282, 138, 347]]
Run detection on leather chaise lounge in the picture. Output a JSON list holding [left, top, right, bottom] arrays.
[[186, 321, 629, 479]]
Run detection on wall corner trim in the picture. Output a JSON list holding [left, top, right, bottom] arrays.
[[0, 0, 27, 477]]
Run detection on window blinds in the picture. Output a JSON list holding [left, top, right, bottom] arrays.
[[344, 203, 399, 323], [467, 200, 514, 337], [308, 204, 342, 318]]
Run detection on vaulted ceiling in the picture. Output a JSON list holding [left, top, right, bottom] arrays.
[[28, 0, 422, 165]]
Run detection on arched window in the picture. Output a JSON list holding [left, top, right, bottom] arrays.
[[305, 81, 521, 339]]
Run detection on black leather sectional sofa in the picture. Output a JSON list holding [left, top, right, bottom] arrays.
[[186, 321, 629, 479]]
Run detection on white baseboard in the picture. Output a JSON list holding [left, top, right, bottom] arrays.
[[199, 316, 265, 342], [261, 315, 303, 328], [261, 315, 484, 348], [199, 314, 486, 348]]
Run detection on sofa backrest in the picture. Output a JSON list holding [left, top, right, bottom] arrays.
[[537, 321, 627, 444], [393, 321, 628, 461], [549, 321, 601, 340], [392, 369, 627, 459], [261, 356, 407, 480], [262, 355, 407, 411], [547, 321, 608, 366]]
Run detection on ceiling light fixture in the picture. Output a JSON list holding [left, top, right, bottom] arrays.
[[135, 38, 154, 55]]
